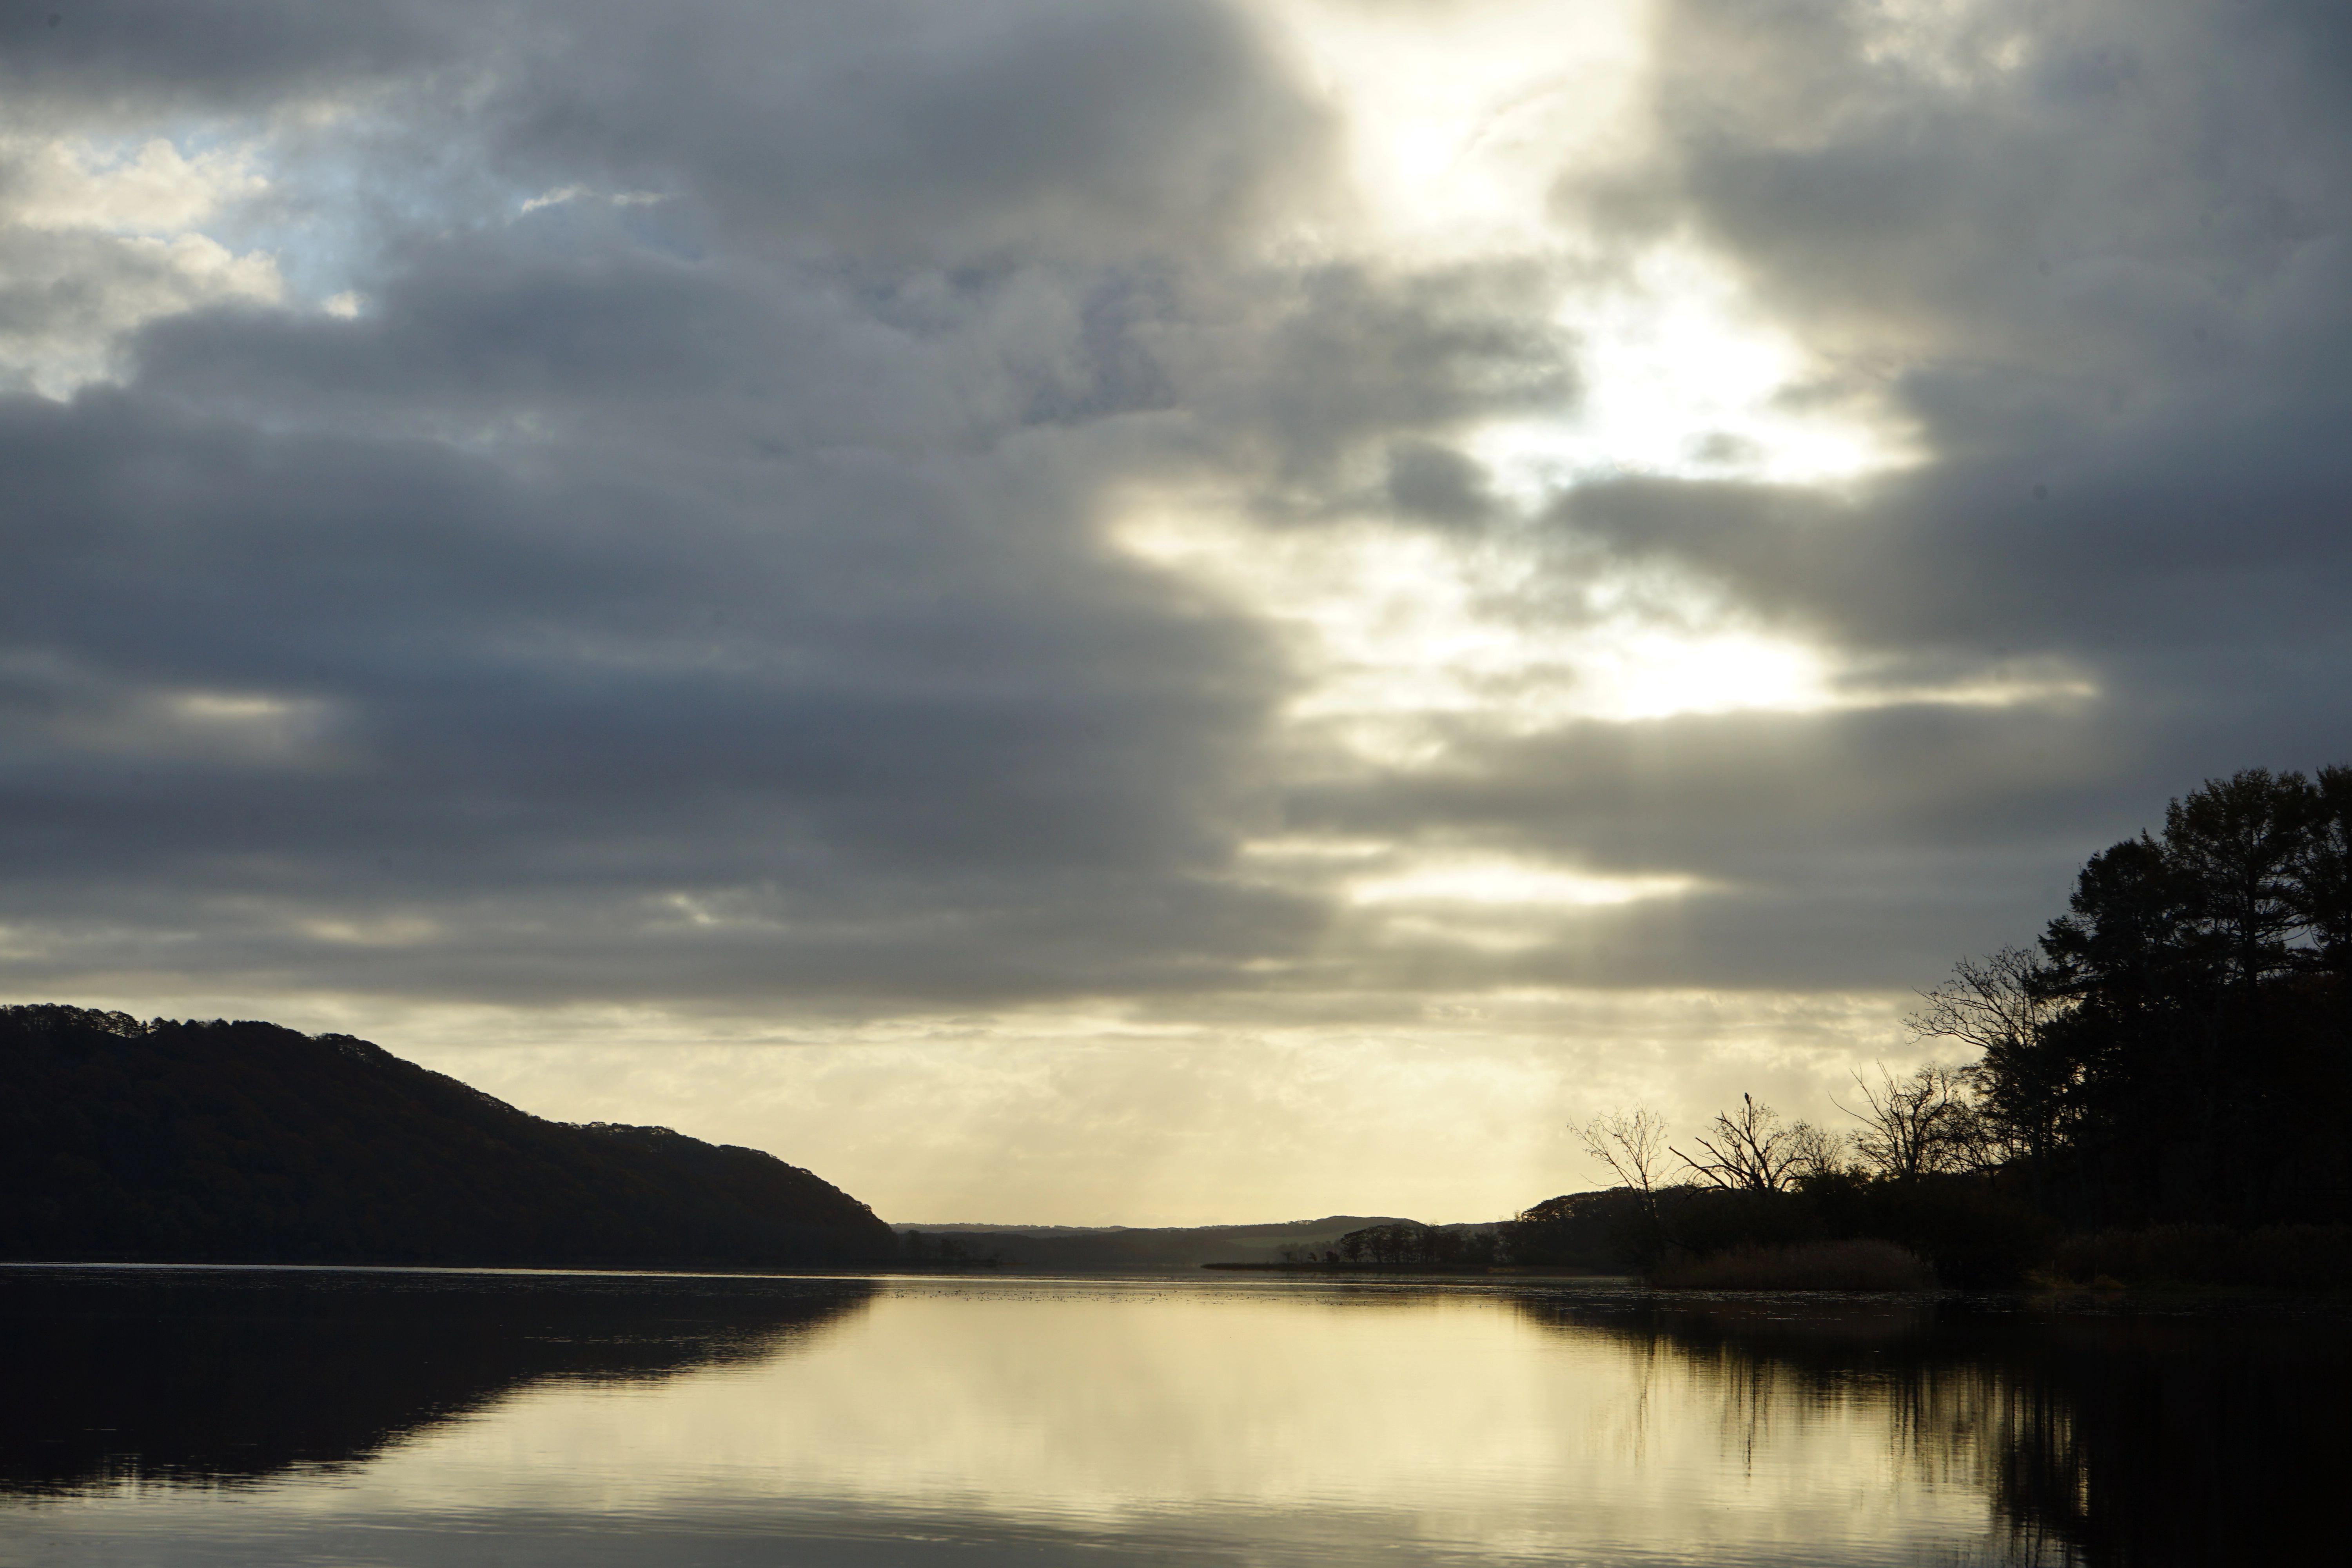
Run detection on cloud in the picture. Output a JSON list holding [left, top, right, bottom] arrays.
[[0, 1, 1599, 1018], [0, 2, 457, 116], [1515, 0, 2352, 804], [0, 367, 1325, 1004], [4, 0, 2352, 1216], [0, 132, 282, 393], [477, 0, 1338, 263]]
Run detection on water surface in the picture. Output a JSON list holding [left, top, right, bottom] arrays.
[[2, 1266, 2341, 1565]]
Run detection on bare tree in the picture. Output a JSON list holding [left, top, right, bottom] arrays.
[[1840, 1063, 1987, 1179], [1671, 1094, 1832, 1193], [1909, 947, 2071, 1167], [1909, 947, 2060, 1059], [1574, 1108, 1672, 1212], [1787, 1120, 1848, 1183]]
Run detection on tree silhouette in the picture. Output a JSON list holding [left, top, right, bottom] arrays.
[[1840, 1064, 1986, 1180], [1672, 1096, 1835, 1194]]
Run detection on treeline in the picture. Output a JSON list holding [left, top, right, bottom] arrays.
[[1, 1005, 896, 1268], [898, 1231, 1006, 1266], [902, 1217, 1421, 1270], [1556, 765, 2352, 1285], [1273, 1221, 1506, 1268], [1964, 764, 2350, 1226], [1509, 1181, 2048, 1287]]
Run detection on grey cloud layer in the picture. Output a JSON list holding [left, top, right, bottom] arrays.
[[1575, 0, 2352, 670], [5, 0, 2351, 1012], [1348, 0, 2352, 994], [0, 0, 1364, 1006]]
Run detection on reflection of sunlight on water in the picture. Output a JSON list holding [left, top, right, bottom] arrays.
[[29, 1275, 2338, 1565], [207, 1282, 2012, 1563]]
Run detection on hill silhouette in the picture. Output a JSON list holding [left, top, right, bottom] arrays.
[[0, 1005, 893, 1268]]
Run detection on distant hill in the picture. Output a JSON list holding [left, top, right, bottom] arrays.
[[0, 1005, 895, 1269], [897, 1216, 1434, 1269]]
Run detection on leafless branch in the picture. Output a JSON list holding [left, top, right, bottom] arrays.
[[1670, 1094, 1831, 1193], [1574, 1107, 1671, 1203], [1839, 1062, 1989, 1178]]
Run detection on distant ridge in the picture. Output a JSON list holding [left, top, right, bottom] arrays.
[[895, 1216, 1446, 1270], [898, 1218, 1416, 1234], [0, 1005, 894, 1269]]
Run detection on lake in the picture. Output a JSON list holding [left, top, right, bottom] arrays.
[[1, 1266, 2342, 1566]]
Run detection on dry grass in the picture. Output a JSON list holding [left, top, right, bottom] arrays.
[[1651, 1238, 1936, 1292]]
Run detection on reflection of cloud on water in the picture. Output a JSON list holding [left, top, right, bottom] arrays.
[[0, 1266, 875, 1496]]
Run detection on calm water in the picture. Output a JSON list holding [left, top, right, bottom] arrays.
[[2, 1267, 2343, 1566]]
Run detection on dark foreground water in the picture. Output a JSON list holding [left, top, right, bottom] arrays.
[[2, 1267, 2344, 1566]]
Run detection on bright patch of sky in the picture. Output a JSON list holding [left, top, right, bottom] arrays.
[[0, 118, 675, 397], [42, 981, 1920, 1225], [1118, 0, 2064, 792], [1120, 502, 2094, 777], [0, 132, 285, 395], [1262, 0, 1648, 249]]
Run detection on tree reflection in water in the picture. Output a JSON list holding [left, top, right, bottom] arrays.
[[0, 1266, 875, 1496], [1512, 1291, 2351, 1567]]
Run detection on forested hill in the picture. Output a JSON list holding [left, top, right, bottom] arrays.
[[0, 1005, 895, 1268]]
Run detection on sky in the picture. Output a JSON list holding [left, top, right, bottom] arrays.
[[6, 0, 2352, 1226]]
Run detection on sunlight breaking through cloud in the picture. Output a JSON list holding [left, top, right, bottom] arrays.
[[0, 132, 283, 395], [6, 0, 2346, 1230], [1261, 0, 1651, 260], [1469, 246, 1918, 492], [1262, 0, 1915, 492], [1118, 502, 2096, 770], [1347, 860, 1697, 909], [6, 135, 266, 234], [1109, 2, 1962, 773]]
